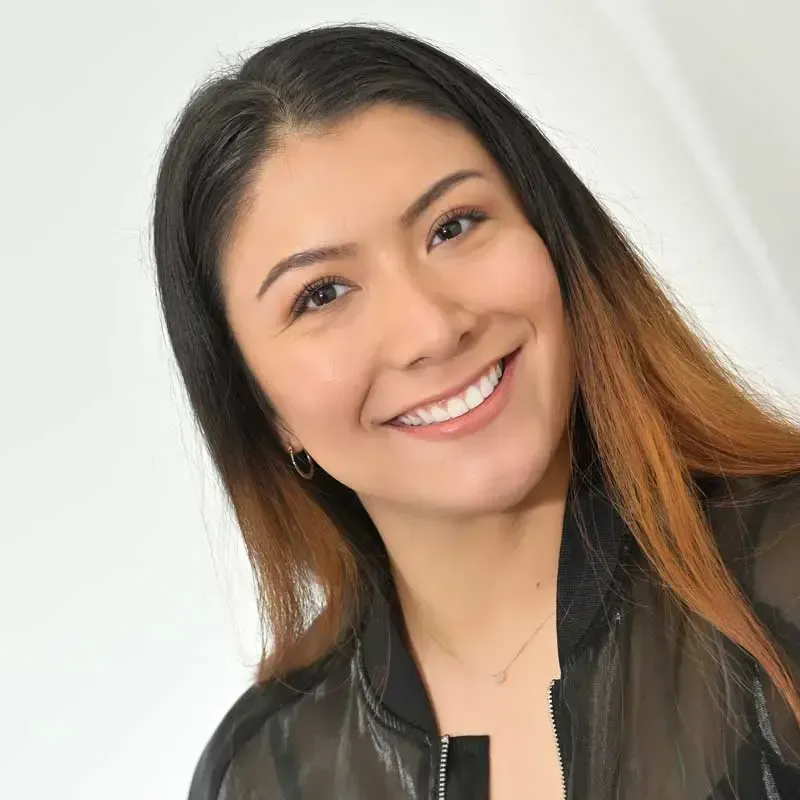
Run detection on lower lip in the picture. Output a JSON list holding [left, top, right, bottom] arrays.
[[386, 349, 521, 440]]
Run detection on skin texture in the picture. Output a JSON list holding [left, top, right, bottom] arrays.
[[222, 104, 574, 798], [223, 105, 574, 519]]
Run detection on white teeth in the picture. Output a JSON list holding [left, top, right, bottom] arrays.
[[464, 385, 483, 409], [446, 397, 469, 418], [394, 359, 506, 427], [431, 406, 450, 423]]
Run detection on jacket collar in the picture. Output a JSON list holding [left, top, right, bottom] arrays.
[[358, 465, 630, 736]]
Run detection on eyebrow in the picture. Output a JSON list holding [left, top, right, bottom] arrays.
[[255, 168, 486, 299]]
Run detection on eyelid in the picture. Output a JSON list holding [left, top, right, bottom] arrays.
[[426, 205, 488, 249], [289, 273, 352, 320]]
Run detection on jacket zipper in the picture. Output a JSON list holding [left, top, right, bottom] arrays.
[[438, 689, 562, 799], [548, 679, 566, 800], [437, 734, 451, 800]]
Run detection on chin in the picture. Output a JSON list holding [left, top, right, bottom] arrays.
[[430, 448, 556, 517]]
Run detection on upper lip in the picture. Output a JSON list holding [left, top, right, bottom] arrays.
[[382, 351, 512, 423]]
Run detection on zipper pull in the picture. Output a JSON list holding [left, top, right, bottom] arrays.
[[437, 734, 451, 800]]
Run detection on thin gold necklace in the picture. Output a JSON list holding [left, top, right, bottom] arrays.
[[424, 606, 557, 684]]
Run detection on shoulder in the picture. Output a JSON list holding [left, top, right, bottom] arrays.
[[699, 470, 800, 638], [698, 470, 800, 559], [188, 643, 354, 800], [746, 472, 800, 633]]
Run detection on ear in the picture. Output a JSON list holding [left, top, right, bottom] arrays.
[[274, 417, 301, 454]]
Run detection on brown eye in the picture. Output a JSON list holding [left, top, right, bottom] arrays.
[[307, 284, 340, 308], [429, 208, 487, 249], [439, 219, 467, 240], [291, 276, 352, 319]]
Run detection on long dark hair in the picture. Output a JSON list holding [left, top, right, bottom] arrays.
[[152, 23, 800, 720]]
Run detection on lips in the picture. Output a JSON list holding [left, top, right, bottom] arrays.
[[383, 349, 519, 427], [383, 347, 521, 439], [394, 360, 504, 427]]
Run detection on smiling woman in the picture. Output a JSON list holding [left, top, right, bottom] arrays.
[[152, 23, 800, 800], [222, 105, 572, 520]]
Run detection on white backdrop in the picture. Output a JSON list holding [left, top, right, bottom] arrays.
[[1, 1, 798, 798]]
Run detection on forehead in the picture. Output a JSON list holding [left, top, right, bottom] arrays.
[[223, 105, 497, 285], [259, 104, 491, 202]]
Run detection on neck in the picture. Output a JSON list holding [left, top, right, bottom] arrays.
[[362, 445, 571, 658]]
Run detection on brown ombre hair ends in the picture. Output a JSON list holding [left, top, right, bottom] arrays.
[[152, 24, 800, 723]]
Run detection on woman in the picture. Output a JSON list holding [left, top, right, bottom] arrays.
[[152, 23, 800, 799]]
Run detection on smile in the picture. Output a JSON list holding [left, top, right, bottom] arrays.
[[394, 360, 505, 427], [385, 347, 521, 440]]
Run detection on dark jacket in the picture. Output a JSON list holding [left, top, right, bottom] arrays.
[[189, 470, 800, 799]]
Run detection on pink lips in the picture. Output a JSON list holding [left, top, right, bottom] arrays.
[[387, 348, 520, 440]]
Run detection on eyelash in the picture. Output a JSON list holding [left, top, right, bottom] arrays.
[[290, 274, 351, 319], [289, 205, 489, 319], [427, 205, 488, 249]]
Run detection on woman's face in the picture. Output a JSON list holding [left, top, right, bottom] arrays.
[[222, 104, 575, 518]]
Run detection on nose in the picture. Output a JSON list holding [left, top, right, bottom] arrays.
[[375, 266, 478, 370]]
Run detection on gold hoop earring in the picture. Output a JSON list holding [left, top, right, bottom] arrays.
[[288, 446, 315, 480]]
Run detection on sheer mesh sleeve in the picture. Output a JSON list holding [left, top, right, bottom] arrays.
[[750, 472, 800, 770]]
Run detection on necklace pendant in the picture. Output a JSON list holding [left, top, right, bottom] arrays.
[[492, 670, 507, 684]]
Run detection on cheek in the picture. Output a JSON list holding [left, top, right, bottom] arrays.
[[256, 345, 368, 436], [487, 232, 573, 395], [477, 230, 564, 321]]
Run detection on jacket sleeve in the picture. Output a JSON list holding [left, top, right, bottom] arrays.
[[186, 651, 337, 799], [749, 471, 800, 777], [187, 682, 284, 800], [188, 685, 261, 800]]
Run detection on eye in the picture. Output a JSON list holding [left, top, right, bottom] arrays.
[[428, 207, 488, 249], [291, 275, 353, 318]]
